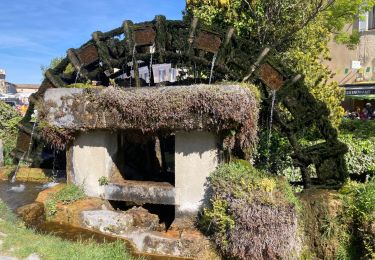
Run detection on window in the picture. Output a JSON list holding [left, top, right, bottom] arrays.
[[369, 7, 375, 30]]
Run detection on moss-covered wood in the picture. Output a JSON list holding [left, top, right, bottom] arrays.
[[15, 15, 347, 185]]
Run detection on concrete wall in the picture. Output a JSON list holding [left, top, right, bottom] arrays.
[[67, 131, 117, 197], [174, 131, 219, 215], [67, 130, 219, 217]]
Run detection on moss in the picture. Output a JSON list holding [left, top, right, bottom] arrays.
[[45, 184, 86, 218], [201, 162, 301, 259], [300, 182, 375, 259], [40, 85, 259, 156]]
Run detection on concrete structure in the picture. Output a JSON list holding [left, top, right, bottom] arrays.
[[42, 85, 257, 217], [175, 131, 218, 214], [67, 131, 117, 197], [0, 69, 6, 94], [67, 130, 218, 215]]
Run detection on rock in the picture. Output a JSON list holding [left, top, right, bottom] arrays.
[[125, 207, 160, 230], [81, 210, 134, 234], [36, 185, 105, 228], [130, 230, 217, 258], [25, 253, 40, 260], [16, 202, 45, 226]]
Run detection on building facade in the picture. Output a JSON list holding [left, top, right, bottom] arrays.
[[328, 8, 375, 110]]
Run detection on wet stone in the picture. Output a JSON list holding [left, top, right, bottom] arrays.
[[16, 202, 45, 226], [82, 207, 161, 234], [81, 210, 134, 234]]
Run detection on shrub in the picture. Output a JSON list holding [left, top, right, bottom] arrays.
[[340, 179, 375, 258], [98, 176, 109, 186], [0, 101, 22, 165], [200, 162, 301, 259], [256, 120, 375, 183], [339, 119, 375, 178]]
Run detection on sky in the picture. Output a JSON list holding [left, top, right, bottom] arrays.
[[0, 0, 186, 84]]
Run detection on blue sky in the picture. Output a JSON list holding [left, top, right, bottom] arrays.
[[0, 0, 185, 84]]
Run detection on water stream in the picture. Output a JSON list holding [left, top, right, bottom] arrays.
[[209, 53, 217, 85], [267, 90, 277, 154], [149, 44, 155, 87], [0, 181, 192, 260], [129, 44, 136, 87], [74, 67, 81, 84], [11, 118, 38, 183]]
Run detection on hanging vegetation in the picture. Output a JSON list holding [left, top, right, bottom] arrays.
[[39, 84, 259, 155]]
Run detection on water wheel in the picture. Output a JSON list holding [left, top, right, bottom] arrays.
[[14, 15, 347, 186]]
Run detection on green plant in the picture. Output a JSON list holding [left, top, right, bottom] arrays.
[[46, 184, 85, 217], [339, 120, 375, 178], [339, 179, 375, 258], [0, 200, 134, 259], [0, 101, 22, 165], [98, 176, 109, 186], [201, 162, 301, 259]]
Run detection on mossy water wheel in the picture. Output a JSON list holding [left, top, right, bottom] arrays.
[[14, 15, 347, 186]]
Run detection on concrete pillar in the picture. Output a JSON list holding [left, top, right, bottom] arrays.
[[67, 131, 117, 197], [0, 140, 3, 167], [174, 131, 218, 216]]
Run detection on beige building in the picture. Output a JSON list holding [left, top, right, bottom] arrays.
[[0, 69, 6, 94], [0, 69, 39, 95], [15, 84, 39, 94], [328, 7, 375, 109]]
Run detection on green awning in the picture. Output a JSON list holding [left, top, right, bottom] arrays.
[[346, 94, 375, 100]]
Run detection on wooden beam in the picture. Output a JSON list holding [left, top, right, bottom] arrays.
[[123, 20, 141, 87], [45, 69, 66, 88]]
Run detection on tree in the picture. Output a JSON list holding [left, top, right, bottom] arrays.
[[187, 0, 375, 126]]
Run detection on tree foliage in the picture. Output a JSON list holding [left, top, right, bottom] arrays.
[[187, 0, 375, 126], [0, 102, 22, 165]]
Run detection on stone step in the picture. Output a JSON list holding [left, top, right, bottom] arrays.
[[104, 180, 175, 205]]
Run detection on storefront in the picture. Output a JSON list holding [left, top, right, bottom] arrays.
[[341, 82, 375, 111]]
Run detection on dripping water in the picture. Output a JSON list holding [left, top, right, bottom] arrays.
[[209, 53, 217, 85], [11, 116, 38, 183], [149, 44, 155, 87], [129, 44, 136, 87], [267, 90, 277, 152], [11, 152, 26, 183], [74, 67, 81, 85], [52, 149, 58, 181]]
